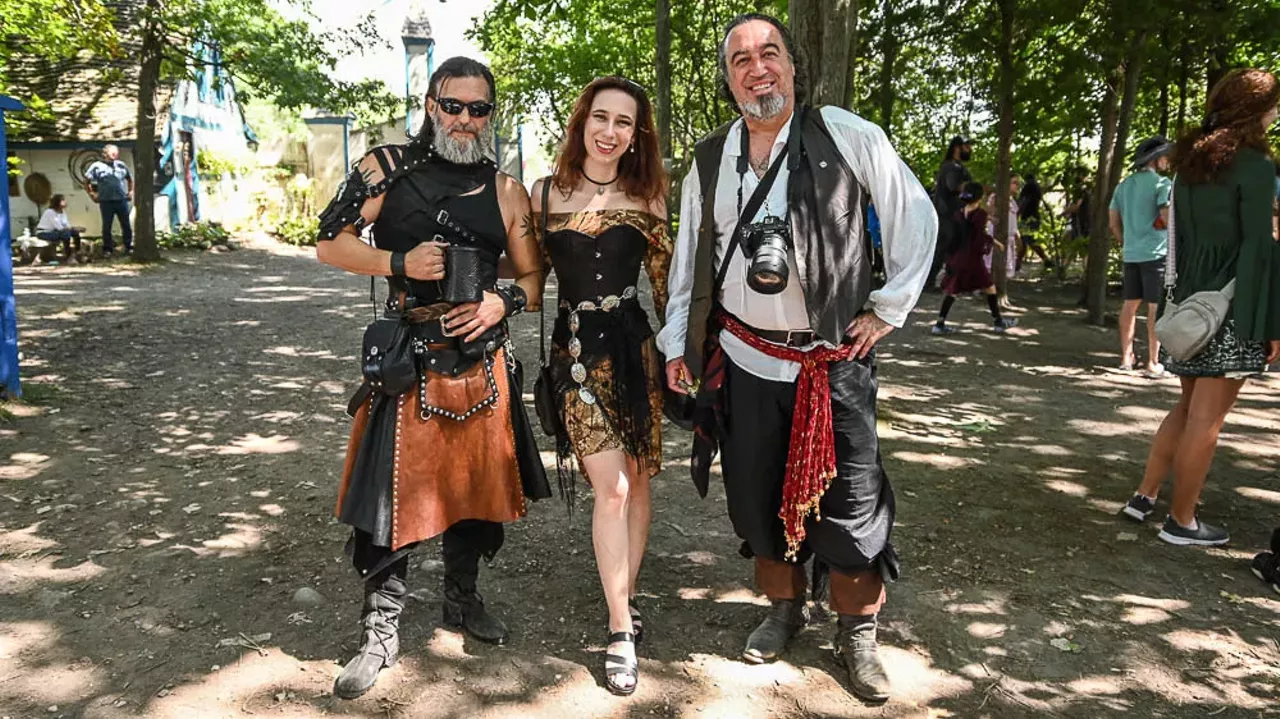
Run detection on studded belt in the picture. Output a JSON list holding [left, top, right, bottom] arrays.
[[558, 286, 638, 406]]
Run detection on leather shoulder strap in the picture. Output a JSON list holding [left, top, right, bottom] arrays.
[[538, 177, 552, 365], [694, 120, 735, 201]]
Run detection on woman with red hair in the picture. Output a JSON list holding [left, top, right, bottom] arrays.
[[531, 76, 670, 695], [1123, 69, 1280, 546]]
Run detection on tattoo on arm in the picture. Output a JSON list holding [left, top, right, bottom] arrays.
[[520, 211, 537, 243]]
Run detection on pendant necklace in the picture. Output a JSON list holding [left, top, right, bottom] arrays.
[[583, 169, 618, 196]]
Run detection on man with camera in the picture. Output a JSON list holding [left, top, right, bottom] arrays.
[[314, 56, 549, 700], [657, 14, 936, 703]]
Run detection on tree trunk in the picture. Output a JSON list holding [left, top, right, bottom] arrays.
[[790, 0, 822, 104], [843, 0, 860, 109], [792, 0, 857, 107], [992, 0, 1016, 301], [1176, 44, 1189, 134], [1081, 66, 1120, 309], [1205, 0, 1230, 95], [1085, 33, 1148, 324], [132, 0, 164, 263], [1157, 35, 1170, 138], [877, 0, 898, 136], [816, 0, 857, 107], [655, 0, 671, 160]]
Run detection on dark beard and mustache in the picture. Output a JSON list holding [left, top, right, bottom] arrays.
[[431, 111, 494, 165]]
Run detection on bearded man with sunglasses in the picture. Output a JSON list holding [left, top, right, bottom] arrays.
[[315, 56, 549, 699], [659, 14, 936, 703]]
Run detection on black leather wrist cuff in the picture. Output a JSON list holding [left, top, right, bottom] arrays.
[[496, 284, 527, 317], [389, 251, 406, 278]]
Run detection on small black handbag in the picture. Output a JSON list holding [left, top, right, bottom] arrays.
[[531, 178, 565, 437]]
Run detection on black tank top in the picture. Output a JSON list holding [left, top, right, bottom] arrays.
[[374, 156, 507, 303]]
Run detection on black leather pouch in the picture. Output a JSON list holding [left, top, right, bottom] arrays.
[[361, 318, 417, 396]]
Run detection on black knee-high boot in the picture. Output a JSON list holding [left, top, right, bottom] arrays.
[[333, 555, 407, 699], [441, 520, 508, 644]]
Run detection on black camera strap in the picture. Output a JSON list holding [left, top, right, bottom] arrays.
[[714, 120, 793, 295]]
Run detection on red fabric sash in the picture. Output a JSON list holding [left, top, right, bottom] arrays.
[[720, 313, 854, 560]]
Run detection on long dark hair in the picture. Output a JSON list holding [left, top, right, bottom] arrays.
[[551, 77, 668, 207], [941, 136, 969, 164], [50, 193, 66, 210], [1173, 68, 1279, 184], [409, 56, 497, 148], [716, 13, 808, 108]]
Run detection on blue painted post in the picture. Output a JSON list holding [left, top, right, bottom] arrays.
[[403, 49, 412, 135], [0, 95, 25, 399]]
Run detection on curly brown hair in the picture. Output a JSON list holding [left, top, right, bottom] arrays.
[[551, 77, 667, 208], [1173, 68, 1280, 184]]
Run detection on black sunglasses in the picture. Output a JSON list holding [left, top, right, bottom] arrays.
[[431, 96, 495, 118]]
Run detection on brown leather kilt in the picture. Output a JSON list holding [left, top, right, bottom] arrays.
[[336, 345, 527, 550]]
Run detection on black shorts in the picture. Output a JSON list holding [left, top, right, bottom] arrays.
[[1123, 260, 1165, 303]]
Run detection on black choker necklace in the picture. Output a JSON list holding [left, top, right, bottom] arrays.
[[583, 169, 618, 195]]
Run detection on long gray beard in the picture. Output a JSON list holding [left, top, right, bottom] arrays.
[[433, 121, 494, 165], [740, 93, 787, 122]]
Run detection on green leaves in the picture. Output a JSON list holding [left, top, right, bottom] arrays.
[[134, 0, 400, 120], [473, 0, 759, 173], [0, 0, 120, 98]]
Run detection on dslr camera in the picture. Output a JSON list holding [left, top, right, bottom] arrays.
[[741, 214, 792, 294]]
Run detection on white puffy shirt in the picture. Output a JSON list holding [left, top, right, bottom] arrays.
[[656, 107, 938, 382]]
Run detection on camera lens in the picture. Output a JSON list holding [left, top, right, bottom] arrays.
[[747, 230, 790, 295]]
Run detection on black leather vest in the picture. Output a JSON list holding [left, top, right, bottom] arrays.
[[684, 105, 871, 377]]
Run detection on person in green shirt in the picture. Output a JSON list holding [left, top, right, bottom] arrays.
[[1122, 69, 1280, 547], [1109, 136, 1173, 376]]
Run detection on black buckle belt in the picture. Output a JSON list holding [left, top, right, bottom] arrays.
[[733, 319, 816, 348]]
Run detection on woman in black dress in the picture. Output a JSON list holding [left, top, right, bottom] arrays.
[[532, 77, 670, 695]]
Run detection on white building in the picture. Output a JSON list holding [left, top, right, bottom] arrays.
[[4, 1, 257, 238]]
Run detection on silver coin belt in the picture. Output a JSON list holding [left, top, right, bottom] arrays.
[[560, 286, 638, 406]]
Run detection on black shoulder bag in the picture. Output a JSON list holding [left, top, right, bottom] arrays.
[[531, 179, 565, 437]]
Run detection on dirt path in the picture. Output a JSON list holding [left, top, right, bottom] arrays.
[[2, 238, 1279, 719]]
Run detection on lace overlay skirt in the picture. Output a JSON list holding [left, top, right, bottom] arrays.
[[1163, 319, 1267, 378], [554, 339, 663, 479]]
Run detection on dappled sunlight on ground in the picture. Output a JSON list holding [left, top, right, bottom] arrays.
[[5, 249, 1280, 717]]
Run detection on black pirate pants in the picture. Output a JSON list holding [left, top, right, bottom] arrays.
[[717, 353, 899, 612]]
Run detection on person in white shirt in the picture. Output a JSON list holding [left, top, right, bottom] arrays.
[[658, 13, 936, 703], [984, 175, 1020, 281], [35, 194, 83, 263]]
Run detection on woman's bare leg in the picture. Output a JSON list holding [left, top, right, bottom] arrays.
[[582, 449, 637, 690], [1136, 377, 1196, 498], [1168, 377, 1245, 526]]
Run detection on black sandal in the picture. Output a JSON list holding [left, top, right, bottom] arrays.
[[604, 630, 638, 696], [628, 599, 644, 645]]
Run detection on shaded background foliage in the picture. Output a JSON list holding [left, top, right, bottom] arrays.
[[8, 0, 1280, 318], [475, 0, 1280, 319], [470, 0, 772, 180]]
